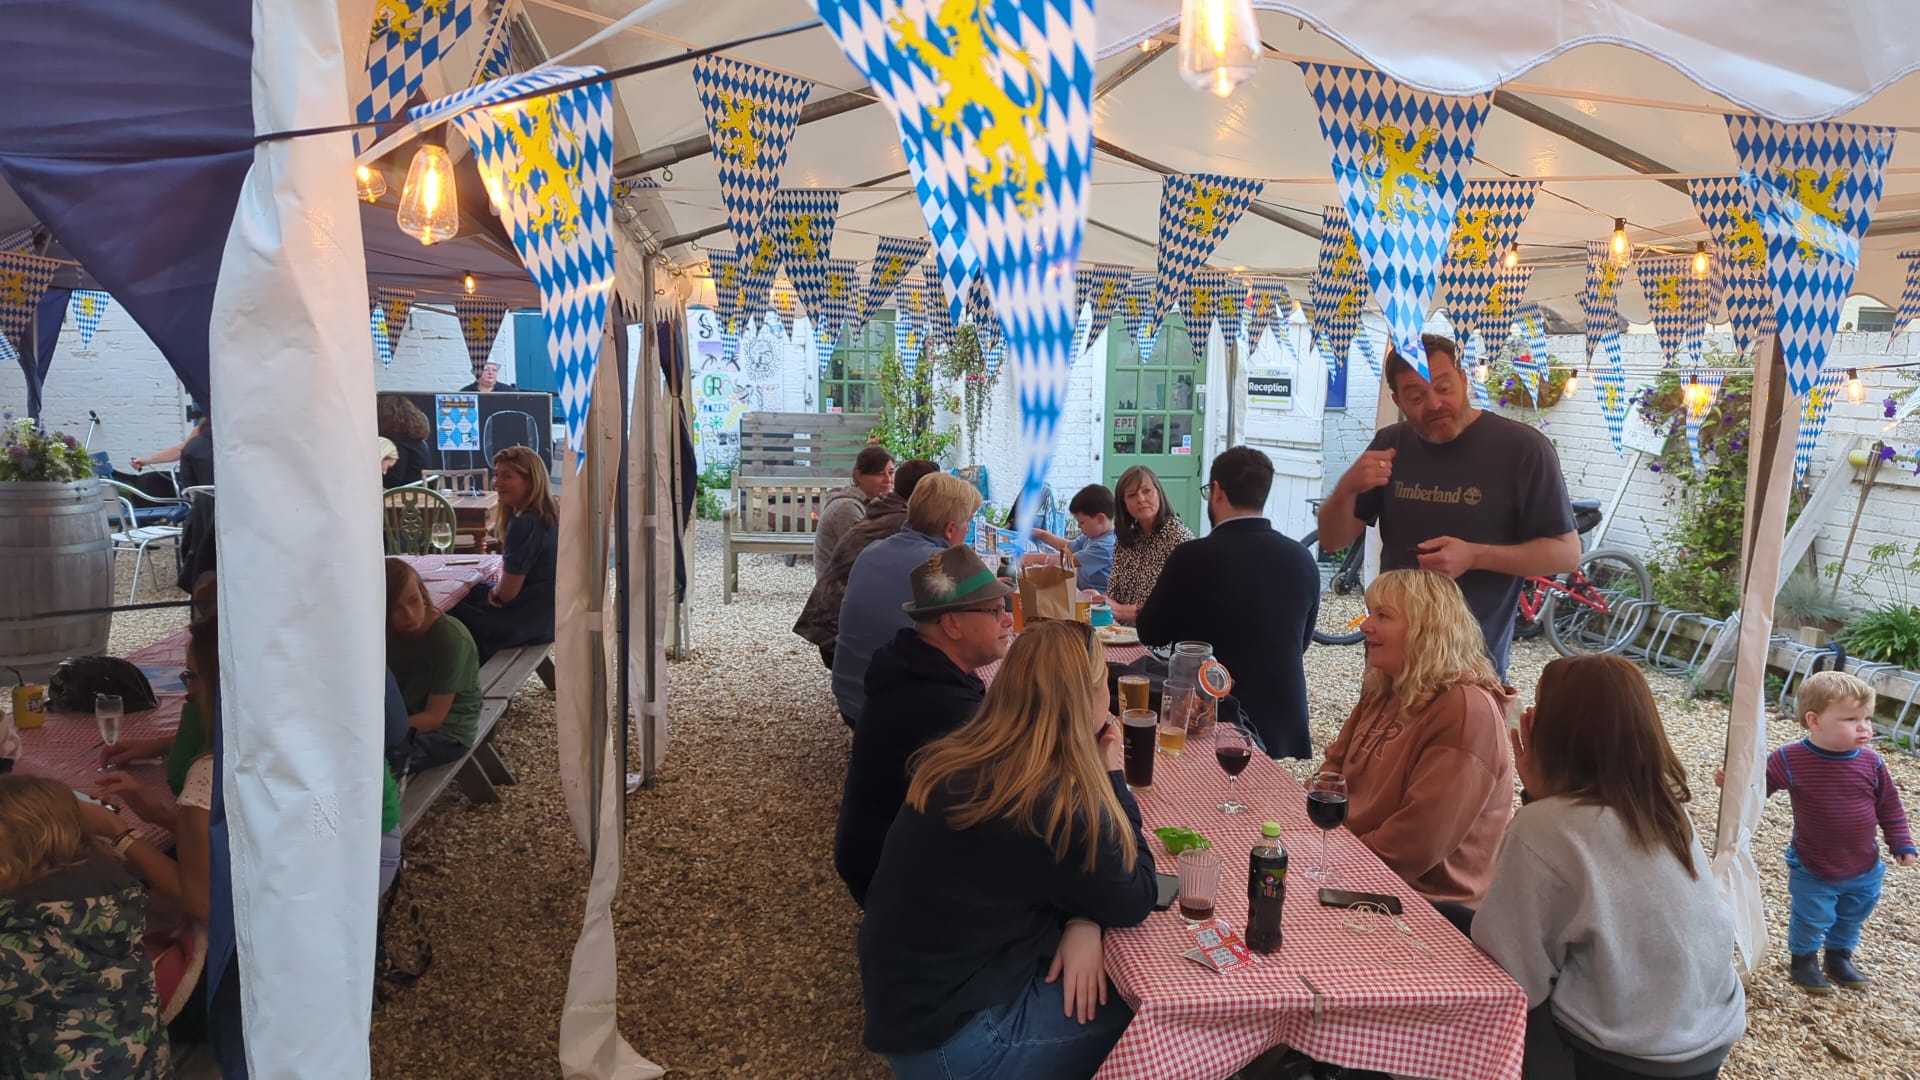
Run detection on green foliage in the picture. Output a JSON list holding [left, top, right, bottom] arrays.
[[0, 414, 95, 483], [872, 342, 959, 465], [1774, 567, 1855, 630], [1839, 603, 1920, 670], [1488, 359, 1576, 411], [1826, 539, 1920, 606], [935, 325, 998, 464], [695, 464, 732, 521], [1631, 351, 1757, 619]]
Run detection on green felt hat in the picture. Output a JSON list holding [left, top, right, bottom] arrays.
[[902, 544, 1015, 618]]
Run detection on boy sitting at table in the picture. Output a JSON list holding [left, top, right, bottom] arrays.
[[1030, 484, 1117, 594]]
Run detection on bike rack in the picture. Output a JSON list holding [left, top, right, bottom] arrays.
[[1611, 599, 1660, 660], [1643, 607, 1699, 674], [1775, 640, 1839, 713], [1892, 675, 1920, 752]]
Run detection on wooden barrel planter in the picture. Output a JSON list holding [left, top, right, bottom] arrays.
[[0, 480, 114, 683]]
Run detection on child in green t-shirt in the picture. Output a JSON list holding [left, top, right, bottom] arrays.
[[385, 559, 484, 773]]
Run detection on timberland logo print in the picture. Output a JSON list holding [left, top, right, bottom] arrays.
[[1391, 481, 1481, 506]]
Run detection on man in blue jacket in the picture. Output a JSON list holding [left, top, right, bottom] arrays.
[[831, 473, 982, 726]]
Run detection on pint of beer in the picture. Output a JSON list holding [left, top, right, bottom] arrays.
[[1117, 675, 1151, 714]]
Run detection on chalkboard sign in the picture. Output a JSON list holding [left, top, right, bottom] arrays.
[[379, 391, 556, 473]]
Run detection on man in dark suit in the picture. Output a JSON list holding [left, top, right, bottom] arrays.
[[1136, 446, 1320, 759]]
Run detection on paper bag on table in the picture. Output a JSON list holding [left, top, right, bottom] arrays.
[[1018, 554, 1078, 622]]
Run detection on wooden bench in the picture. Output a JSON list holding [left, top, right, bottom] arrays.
[[398, 644, 554, 836], [722, 411, 877, 604]]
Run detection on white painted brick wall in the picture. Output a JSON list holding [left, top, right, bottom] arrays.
[[1319, 329, 1920, 611], [971, 326, 1109, 511], [0, 300, 518, 472]]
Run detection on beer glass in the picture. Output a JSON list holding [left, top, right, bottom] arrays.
[[1121, 709, 1157, 791], [1117, 675, 1151, 714], [1159, 680, 1196, 756]]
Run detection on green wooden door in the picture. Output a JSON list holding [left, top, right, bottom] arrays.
[[1104, 311, 1205, 526], [822, 309, 893, 413]]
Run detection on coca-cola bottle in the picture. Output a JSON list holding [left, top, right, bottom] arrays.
[[1246, 821, 1286, 954]]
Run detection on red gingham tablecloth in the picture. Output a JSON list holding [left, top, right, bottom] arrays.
[[11, 556, 498, 846], [1093, 748, 1526, 1080]]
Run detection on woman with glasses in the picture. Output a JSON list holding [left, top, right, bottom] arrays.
[[860, 620, 1157, 1079]]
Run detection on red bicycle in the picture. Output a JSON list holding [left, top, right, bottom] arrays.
[[1514, 547, 1652, 657]]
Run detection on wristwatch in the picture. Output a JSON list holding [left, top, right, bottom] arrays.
[[110, 829, 137, 858]]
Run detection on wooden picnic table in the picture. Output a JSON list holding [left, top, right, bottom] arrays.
[[10, 555, 500, 847]]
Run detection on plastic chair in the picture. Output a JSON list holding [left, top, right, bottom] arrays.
[[101, 479, 185, 602], [382, 485, 459, 555], [424, 469, 492, 494]]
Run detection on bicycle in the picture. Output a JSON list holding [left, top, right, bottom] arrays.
[[1301, 498, 1366, 646]]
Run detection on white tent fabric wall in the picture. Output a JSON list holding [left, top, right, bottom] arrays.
[[214, 0, 386, 1072]]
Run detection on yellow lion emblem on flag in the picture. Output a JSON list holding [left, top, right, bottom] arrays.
[[502, 97, 584, 243], [1360, 123, 1441, 223], [890, 0, 1047, 215]]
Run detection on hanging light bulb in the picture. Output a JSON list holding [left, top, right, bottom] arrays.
[[1692, 241, 1710, 278], [1503, 243, 1520, 270], [1178, 0, 1261, 99], [1475, 360, 1491, 385], [1563, 367, 1580, 399], [355, 163, 387, 203], [1610, 218, 1631, 265], [396, 134, 459, 246], [1139, 36, 1156, 53], [462, 271, 477, 295], [1846, 368, 1864, 404], [1686, 373, 1707, 416]]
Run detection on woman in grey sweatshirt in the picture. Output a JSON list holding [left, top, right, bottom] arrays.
[[1475, 654, 1746, 1079]]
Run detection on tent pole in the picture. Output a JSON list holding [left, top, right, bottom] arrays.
[[636, 259, 662, 784], [1713, 334, 1797, 973]]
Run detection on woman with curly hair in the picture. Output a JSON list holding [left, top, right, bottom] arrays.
[[377, 395, 434, 489]]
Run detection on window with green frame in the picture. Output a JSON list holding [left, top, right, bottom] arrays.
[[822, 309, 893, 413]]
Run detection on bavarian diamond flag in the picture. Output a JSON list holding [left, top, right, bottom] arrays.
[[1243, 275, 1293, 349], [415, 67, 616, 460], [454, 295, 510, 375], [1073, 262, 1131, 357], [69, 290, 111, 348], [691, 57, 812, 257], [1688, 176, 1777, 359], [1310, 205, 1366, 374], [1150, 173, 1264, 356], [858, 236, 931, 332], [470, 0, 517, 87], [1896, 250, 1920, 340], [1513, 305, 1550, 404], [1437, 180, 1538, 344], [895, 271, 930, 373], [1796, 365, 1847, 480], [1478, 265, 1534, 358], [1727, 117, 1896, 395], [370, 304, 393, 367], [1595, 341, 1629, 458], [0, 251, 56, 363], [706, 248, 746, 349], [1301, 63, 1493, 381], [1580, 239, 1626, 366], [376, 286, 415, 343], [1119, 271, 1155, 356], [796, 257, 858, 366], [921, 264, 954, 356], [965, 275, 1005, 375], [1183, 268, 1234, 364], [355, 0, 474, 153], [769, 188, 841, 361], [1635, 255, 1708, 367], [740, 231, 782, 333], [905, 138, 978, 326]]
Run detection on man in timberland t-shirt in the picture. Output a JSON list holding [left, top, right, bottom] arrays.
[[1316, 334, 1579, 676]]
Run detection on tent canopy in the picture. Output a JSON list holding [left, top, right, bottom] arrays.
[[518, 0, 1920, 329]]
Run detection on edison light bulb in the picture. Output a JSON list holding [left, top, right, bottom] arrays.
[[1475, 362, 1491, 385], [1179, 0, 1260, 99], [462, 272, 477, 295], [397, 143, 459, 246], [1503, 244, 1519, 270], [1563, 371, 1579, 399], [355, 163, 387, 203], [1610, 218, 1630, 265], [1686, 374, 1707, 416], [1846, 368, 1864, 404]]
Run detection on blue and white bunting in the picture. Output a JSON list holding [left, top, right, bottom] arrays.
[[1310, 205, 1366, 374], [1437, 181, 1539, 345], [1118, 271, 1155, 356], [1183, 268, 1234, 364], [1150, 173, 1264, 356], [1727, 117, 1896, 394], [1688, 176, 1777, 359], [1595, 339, 1629, 458], [354, 0, 474, 153], [375, 286, 414, 345], [920, 264, 954, 357], [1580, 240, 1626, 365], [964, 275, 1004, 375], [858, 236, 932, 330], [1242, 276, 1292, 350], [69, 290, 111, 348], [797, 257, 858, 367], [769, 189, 840, 361], [705, 248, 745, 345], [470, 0, 516, 86], [816, 0, 1095, 541], [895, 272, 930, 373], [1635, 255, 1709, 367], [1795, 366, 1847, 480], [691, 57, 812, 257], [453, 295, 510, 374], [1073, 262, 1131, 357], [1301, 63, 1493, 380], [1685, 370, 1727, 474], [1465, 332, 1489, 407], [415, 67, 615, 460], [1478, 265, 1534, 358], [1512, 305, 1551, 404], [1354, 331, 1381, 378], [739, 231, 782, 334], [902, 139, 980, 325], [370, 304, 393, 367], [0, 251, 57, 363], [1892, 249, 1920, 340]]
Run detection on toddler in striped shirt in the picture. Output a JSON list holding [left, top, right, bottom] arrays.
[[1761, 671, 1916, 993]]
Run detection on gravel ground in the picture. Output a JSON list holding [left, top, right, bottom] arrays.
[[107, 532, 1920, 1077]]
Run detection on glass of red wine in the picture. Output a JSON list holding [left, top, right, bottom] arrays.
[[1304, 771, 1348, 881], [1213, 722, 1252, 814]]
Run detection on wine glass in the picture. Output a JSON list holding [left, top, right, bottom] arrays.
[[429, 521, 454, 553], [1213, 722, 1252, 814], [1304, 771, 1348, 881], [95, 693, 124, 769]]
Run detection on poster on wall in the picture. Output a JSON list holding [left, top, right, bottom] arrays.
[[436, 393, 480, 452]]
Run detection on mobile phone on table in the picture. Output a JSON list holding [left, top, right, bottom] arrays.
[[1154, 872, 1180, 911], [1317, 887, 1403, 916]]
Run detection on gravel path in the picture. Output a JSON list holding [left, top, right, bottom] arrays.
[[106, 532, 1920, 1077]]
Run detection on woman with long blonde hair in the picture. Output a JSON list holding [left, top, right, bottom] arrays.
[[453, 445, 560, 661], [859, 621, 1157, 1079], [1318, 569, 1516, 906], [0, 776, 170, 1076]]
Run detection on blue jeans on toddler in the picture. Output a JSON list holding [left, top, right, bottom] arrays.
[[1785, 847, 1885, 955], [884, 969, 1133, 1080]]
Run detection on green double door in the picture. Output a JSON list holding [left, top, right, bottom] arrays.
[[1103, 311, 1205, 526]]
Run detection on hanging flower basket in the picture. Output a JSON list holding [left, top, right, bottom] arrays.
[[1490, 362, 1575, 410]]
